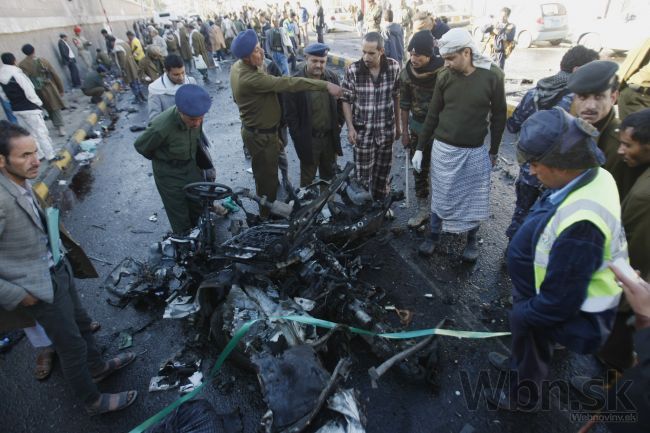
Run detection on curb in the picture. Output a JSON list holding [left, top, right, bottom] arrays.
[[326, 51, 517, 118], [33, 83, 120, 202]]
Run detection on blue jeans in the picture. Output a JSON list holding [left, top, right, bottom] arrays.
[[271, 51, 289, 76]]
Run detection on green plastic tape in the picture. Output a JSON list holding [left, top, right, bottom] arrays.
[[129, 315, 509, 432]]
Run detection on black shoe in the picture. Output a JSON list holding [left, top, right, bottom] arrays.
[[462, 229, 479, 262], [570, 376, 605, 403], [483, 388, 539, 412], [488, 352, 510, 372], [418, 234, 439, 256]]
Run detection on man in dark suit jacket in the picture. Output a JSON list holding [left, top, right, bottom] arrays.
[[0, 121, 136, 415], [57, 33, 81, 87], [284, 43, 343, 187]]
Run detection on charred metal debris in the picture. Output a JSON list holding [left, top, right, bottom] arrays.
[[104, 163, 442, 432]]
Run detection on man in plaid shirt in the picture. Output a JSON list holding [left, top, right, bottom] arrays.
[[342, 32, 401, 201]]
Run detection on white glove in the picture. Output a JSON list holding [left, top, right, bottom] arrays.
[[412, 150, 423, 172]]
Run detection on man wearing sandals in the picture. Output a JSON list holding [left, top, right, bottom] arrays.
[[0, 121, 137, 415]]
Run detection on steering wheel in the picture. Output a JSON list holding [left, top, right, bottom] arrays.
[[183, 182, 232, 201]]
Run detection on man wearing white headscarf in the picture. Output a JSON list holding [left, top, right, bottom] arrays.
[[412, 28, 506, 262]]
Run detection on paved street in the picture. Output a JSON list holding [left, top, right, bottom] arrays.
[[0, 31, 612, 433]]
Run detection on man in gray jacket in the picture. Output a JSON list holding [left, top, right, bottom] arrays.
[[147, 54, 197, 122], [0, 121, 137, 415]]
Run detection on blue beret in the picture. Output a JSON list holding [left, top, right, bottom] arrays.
[[304, 42, 330, 57], [175, 84, 211, 117], [568, 60, 619, 94], [517, 107, 604, 168], [231, 29, 258, 59]]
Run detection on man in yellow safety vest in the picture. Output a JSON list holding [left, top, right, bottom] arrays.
[[484, 107, 626, 411]]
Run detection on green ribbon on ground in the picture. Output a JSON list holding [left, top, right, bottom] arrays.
[[129, 315, 510, 432]]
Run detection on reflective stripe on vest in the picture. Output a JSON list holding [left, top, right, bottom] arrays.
[[533, 168, 627, 313]]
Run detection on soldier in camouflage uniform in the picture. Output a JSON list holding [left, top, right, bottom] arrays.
[[399, 31, 444, 227]]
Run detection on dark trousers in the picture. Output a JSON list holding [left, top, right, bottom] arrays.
[[299, 135, 336, 187], [67, 59, 81, 87], [508, 310, 606, 405], [242, 128, 280, 217], [508, 318, 554, 405], [598, 303, 635, 371], [506, 179, 541, 240], [17, 260, 101, 404], [493, 51, 506, 70], [408, 131, 432, 199], [316, 26, 324, 43], [152, 159, 204, 234]]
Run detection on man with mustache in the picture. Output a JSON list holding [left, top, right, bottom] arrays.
[[568, 62, 649, 397], [568, 60, 645, 200], [412, 28, 506, 262], [284, 43, 343, 187], [341, 32, 401, 202]]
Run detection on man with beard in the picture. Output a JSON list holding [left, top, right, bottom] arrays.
[[0, 121, 137, 415], [147, 55, 196, 112], [342, 32, 401, 202], [412, 29, 506, 261], [399, 31, 444, 228], [285, 43, 343, 186]]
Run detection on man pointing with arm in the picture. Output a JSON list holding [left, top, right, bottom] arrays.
[[230, 29, 342, 217]]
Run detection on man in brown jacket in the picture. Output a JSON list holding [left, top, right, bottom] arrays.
[[19, 44, 66, 137]]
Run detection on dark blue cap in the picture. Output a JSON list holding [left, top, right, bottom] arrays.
[[304, 42, 330, 57], [231, 29, 258, 59], [175, 84, 211, 117], [517, 107, 604, 168]]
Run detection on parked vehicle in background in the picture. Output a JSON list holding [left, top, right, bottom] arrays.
[[323, 7, 354, 33], [473, 1, 569, 48], [153, 11, 177, 27], [570, 9, 648, 53], [418, 2, 472, 28]]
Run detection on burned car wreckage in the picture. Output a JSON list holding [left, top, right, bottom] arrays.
[[105, 163, 441, 432]]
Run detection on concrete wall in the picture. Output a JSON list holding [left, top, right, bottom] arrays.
[[0, 0, 150, 90]]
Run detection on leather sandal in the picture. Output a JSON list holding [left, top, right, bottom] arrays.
[[34, 346, 56, 381], [92, 352, 136, 383], [85, 390, 138, 416]]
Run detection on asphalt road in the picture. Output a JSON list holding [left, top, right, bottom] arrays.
[[0, 37, 612, 433]]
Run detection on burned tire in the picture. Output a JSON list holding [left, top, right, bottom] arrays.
[[209, 307, 256, 372]]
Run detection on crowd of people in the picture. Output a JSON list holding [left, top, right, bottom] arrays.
[[1, 1, 650, 431]]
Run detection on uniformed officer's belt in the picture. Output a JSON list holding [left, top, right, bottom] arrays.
[[628, 83, 650, 96], [311, 130, 331, 138], [160, 159, 192, 167], [244, 125, 278, 135]]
